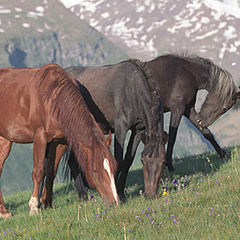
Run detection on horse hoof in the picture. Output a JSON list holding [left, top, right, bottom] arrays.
[[29, 207, 40, 216], [0, 212, 12, 219], [220, 151, 228, 159], [144, 193, 157, 200], [118, 193, 126, 202], [166, 163, 175, 171]]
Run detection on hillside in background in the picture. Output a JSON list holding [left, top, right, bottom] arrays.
[[69, 0, 240, 79], [0, 0, 127, 68]]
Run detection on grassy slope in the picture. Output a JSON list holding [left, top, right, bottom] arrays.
[[0, 147, 239, 240]]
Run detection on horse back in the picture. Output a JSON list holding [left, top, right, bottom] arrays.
[[65, 61, 151, 129], [146, 55, 199, 111], [0, 65, 65, 142]]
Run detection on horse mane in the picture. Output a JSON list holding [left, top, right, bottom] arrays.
[[36, 64, 115, 177], [127, 59, 164, 157], [161, 52, 238, 104]]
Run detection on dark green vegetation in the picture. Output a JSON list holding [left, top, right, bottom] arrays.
[[0, 146, 239, 239]]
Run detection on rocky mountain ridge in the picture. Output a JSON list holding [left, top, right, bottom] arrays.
[[0, 0, 127, 68], [69, 0, 240, 81], [66, 0, 240, 156]]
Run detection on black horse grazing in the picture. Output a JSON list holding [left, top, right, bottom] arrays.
[[42, 59, 166, 200], [67, 53, 239, 193], [144, 53, 239, 170]]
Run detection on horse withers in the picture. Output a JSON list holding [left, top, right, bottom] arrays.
[[0, 64, 119, 218]]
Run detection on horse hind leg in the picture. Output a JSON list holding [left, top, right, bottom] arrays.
[[67, 150, 88, 201], [166, 110, 184, 170], [0, 137, 12, 218], [41, 143, 67, 208], [29, 130, 47, 216], [117, 129, 141, 198]]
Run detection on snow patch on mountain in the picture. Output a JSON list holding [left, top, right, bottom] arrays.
[[204, 0, 240, 18], [64, 0, 239, 76]]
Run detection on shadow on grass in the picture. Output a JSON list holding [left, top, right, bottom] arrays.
[[52, 146, 236, 201], [124, 146, 234, 198]]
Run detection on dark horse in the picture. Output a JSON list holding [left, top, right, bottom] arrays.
[[0, 63, 119, 218], [144, 53, 240, 170], [41, 59, 166, 202], [62, 53, 240, 198]]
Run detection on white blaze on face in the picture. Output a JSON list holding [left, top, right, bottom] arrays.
[[103, 158, 119, 205]]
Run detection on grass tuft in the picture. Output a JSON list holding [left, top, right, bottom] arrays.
[[0, 147, 239, 239]]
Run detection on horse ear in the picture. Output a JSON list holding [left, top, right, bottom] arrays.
[[105, 131, 112, 147], [79, 141, 91, 155]]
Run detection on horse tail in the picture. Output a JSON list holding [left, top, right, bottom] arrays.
[[61, 148, 89, 199], [61, 147, 72, 182]]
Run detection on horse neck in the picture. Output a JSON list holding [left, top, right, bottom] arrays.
[[197, 75, 212, 91], [134, 60, 164, 141]]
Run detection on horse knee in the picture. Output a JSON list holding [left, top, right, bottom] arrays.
[[201, 128, 213, 140], [32, 169, 44, 183]]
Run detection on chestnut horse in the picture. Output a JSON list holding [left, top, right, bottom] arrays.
[[0, 64, 119, 218]]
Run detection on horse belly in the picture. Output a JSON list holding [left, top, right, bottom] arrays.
[[0, 121, 34, 143]]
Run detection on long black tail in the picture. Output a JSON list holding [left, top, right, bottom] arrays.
[[62, 147, 89, 200], [39, 144, 89, 202]]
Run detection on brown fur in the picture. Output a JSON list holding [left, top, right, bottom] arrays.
[[0, 64, 118, 217], [36, 64, 117, 177]]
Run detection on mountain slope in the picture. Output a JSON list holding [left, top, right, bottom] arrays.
[[0, 0, 127, 68], [68, 0, 239, 80], [66, 0, 240, 156]]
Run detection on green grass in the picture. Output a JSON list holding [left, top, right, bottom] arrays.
[[0, 147, 239, 240]]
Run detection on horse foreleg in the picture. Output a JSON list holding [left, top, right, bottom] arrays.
[[29, 130, 47, 216], [113, 123, 127, 184], [166, 110, 184, 170], [42, 143, 67, 208], [40, 142, 56, 208], [0, 137, 12, 218], [117, 129, 141, 197], [185, 108, 226, 158]]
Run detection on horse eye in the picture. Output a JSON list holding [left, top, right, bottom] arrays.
[[223, 106, 227, 112]]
